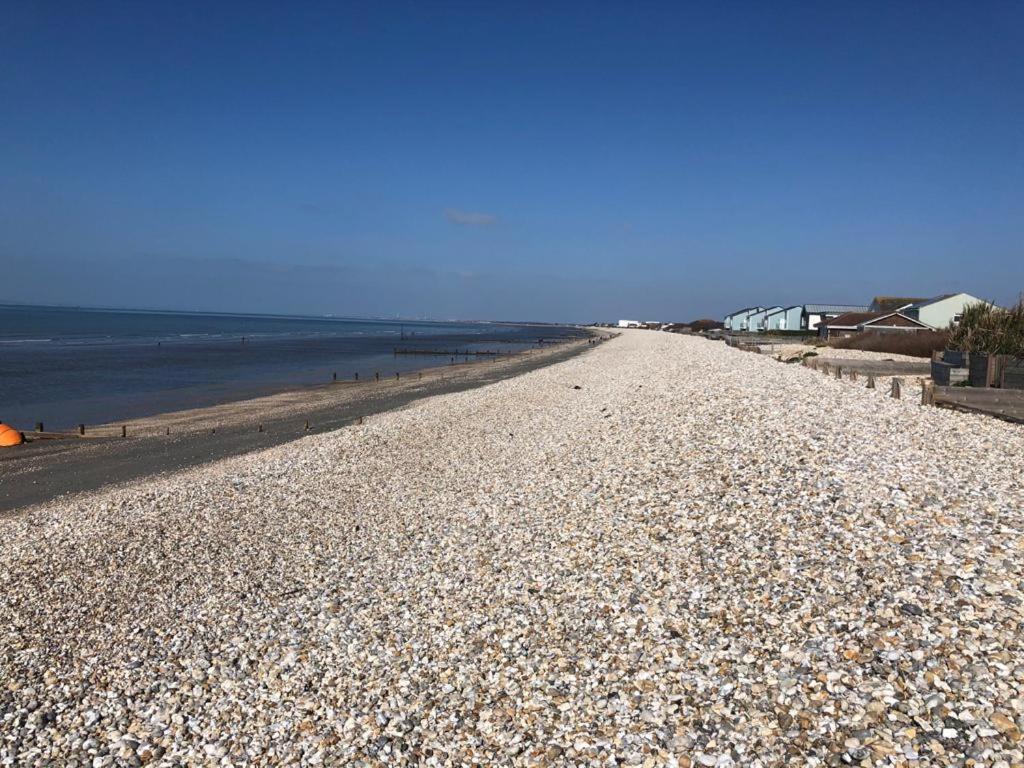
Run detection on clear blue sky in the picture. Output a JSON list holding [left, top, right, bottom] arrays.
[[2, 2, 1022, 321]]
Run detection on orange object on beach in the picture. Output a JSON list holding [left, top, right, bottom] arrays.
[[0, 423, 25, 447]]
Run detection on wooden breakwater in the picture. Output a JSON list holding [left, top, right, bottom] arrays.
[[393, 348, 510, 356], [806, 357, 931, 377], [803, 355, 1024, 423], [928, 386, 1024, 422]]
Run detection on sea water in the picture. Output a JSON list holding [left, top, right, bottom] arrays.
[[0, 305, 579, 429]]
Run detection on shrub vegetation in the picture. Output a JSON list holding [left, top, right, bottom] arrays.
[[826, 330, 949, 358], [947, 297, 1024, 356]]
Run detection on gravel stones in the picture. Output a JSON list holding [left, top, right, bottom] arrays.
[[1, 330, 1023, 766]]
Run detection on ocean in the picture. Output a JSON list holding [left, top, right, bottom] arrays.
[[0, 305, 581, 429]]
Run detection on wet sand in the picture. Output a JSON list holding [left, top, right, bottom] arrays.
[[0, 337, 602, 514]]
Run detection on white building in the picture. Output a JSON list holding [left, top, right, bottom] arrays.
[[802, 304, 870, 331], [902, 293, 990, 329], [617, 319, 642, 328]]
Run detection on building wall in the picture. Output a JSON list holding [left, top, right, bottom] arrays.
[[917, 294, 986, 329], [806, 312, 827, 330], [747, 311, 768, 332], [782, 307, 802, 330]]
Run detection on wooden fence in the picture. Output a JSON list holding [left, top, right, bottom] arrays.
[[929, 386, 1024, 422]]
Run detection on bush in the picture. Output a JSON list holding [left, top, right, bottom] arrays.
[[827, 330, 949, 358], [688, 318, 724, 332], [948, 296, 1024, 356]]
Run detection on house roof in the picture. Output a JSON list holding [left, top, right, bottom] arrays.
[[863, 312, 931, 328], [904, 293, 959, 310], [766, 305, 801, 316], [804, 304, 870, 314], [820, 311, 884, 328], [724, 306, 762, 318], [822, 311, 931, 329], [870, 296, 929, 312]]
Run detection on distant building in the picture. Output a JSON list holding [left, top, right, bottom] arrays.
[[901, 293, 990, 329], [869, 296, 929, 313], [765, 305, 803, 331], [617, 319, 642, 328], [818, 311, 930, 339], [723, 306, 764, 332], [746, 306, 783, 333], [802, 304, 869, 331]]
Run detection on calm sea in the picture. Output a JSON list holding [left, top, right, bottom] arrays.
[[0, 305, 580, 429]]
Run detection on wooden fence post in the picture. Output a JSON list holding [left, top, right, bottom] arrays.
[[35, 422, 43, 433], [866, 374, 875, 389], [921, 380, 934, 406], [850, 370, 858, 382], [79, 424, 85, 436], [890, 379, 902, 400], [834, 366, 842, 379]]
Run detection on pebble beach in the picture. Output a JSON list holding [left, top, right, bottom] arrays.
[[2, 330, 1023, 766]]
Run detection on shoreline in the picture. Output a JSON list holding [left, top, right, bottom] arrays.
[[0, 334, 605, 514]]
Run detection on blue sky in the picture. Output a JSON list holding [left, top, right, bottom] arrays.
[[2, 2, 1022, 321]]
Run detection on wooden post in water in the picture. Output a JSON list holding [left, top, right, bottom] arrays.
[[304, 419, 310, 431], [258, 423, 264, 433], [121, 425, 127, 438], [890, 378, 902, 399], [78, 424, 85, 436], [166, 427, 170, 436], [35, 422, 43, 433]]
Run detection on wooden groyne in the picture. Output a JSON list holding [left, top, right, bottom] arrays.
[[807, 357, 931, 376], [393, 348, 510, 356]]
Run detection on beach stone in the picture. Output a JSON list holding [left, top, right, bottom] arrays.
[[1, 330, 1023, 765]]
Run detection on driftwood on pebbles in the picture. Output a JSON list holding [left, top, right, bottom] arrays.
[[1, 331, 1023, 766]]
